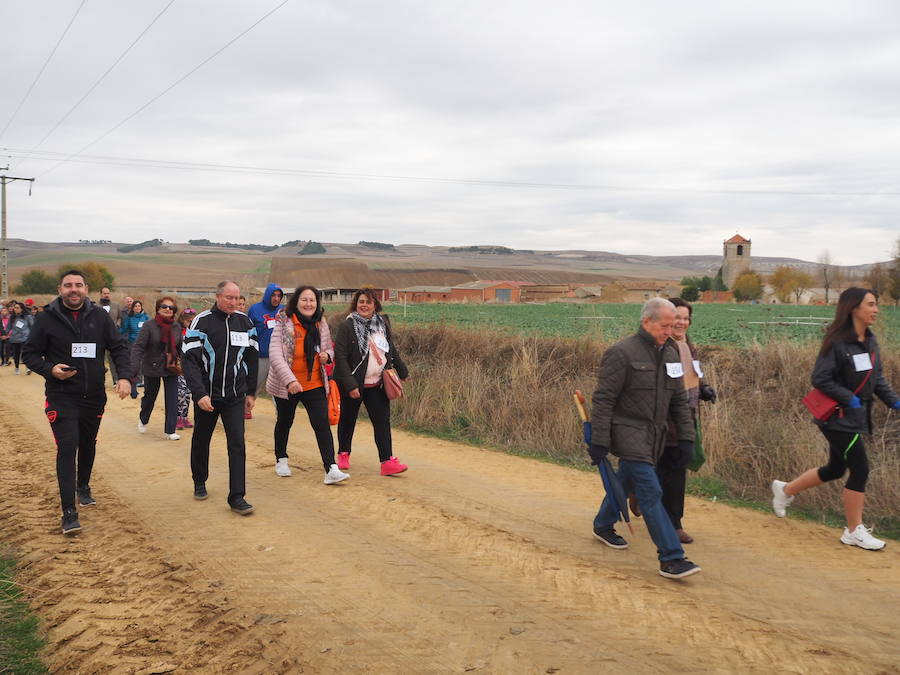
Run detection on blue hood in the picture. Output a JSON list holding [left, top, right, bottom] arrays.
[[248, 283, 284, 357]]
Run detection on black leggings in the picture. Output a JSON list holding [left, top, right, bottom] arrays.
[[817, 428, 869, 493], [273, 387, 335, 470], [337, 385, 393, 463], [140, 375, 179, 434], [657, 442, 694, 530], [9, 342, 24, 368]]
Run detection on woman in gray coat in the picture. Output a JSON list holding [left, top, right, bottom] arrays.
[[8, 302, 34, 374], [131, 297, 183, 440]]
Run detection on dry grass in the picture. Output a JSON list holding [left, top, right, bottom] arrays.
[[380, 323, 900, 534]]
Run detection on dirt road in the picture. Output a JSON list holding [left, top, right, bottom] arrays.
[[0, 368, 898, 674]]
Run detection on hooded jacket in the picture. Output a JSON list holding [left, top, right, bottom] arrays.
[[248, 283, 284, 358], [8, 311, 34, 343], [182, 306, 259, 402], [23, 297, 131, 396]]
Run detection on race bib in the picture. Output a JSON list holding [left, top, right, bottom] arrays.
[[15, 320, 25, 329], [138, 321, 145, 328], [852, 353, 873, 372], [103, 305, 111, 313], [666, 362, 684, 378], [71, 342, 97, 358], [692, 359, 704, 377], [372, 334, 390, 353], [230, 331, 250, 347], [266, 319, 277, 329]]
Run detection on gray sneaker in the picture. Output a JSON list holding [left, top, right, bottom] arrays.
[[229, 498, 254, 515], [61, 508, 81, 535], [592, 527, 629, 549], [659, 559, 701, 580], [77, 486, 96, 506], [193, 484, 208, 500]]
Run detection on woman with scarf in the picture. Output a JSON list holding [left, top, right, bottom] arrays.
[[266, 286, 348, 484], [333, 288, 410, 476], [130, 297, 183, 440]]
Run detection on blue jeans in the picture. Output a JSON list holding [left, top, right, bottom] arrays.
[[594, 459, 685, 562]]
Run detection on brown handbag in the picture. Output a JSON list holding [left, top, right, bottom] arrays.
[[370, 339, 403, 400], [165, 351, 183, 375]]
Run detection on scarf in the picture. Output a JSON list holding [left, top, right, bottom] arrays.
[[350, 312, 385, 359], [155, 313, 176, 355], [295, 309, 321, 378]]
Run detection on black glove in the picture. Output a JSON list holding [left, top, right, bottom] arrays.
[[587, 444, 609, 465], [699, 384, 717, 403], [676, 439, 695, 470]]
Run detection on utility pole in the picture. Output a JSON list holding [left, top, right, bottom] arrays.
[[1, 173, 35, 297]]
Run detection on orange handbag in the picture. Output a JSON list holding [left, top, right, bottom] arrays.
[[327, 380, 340, 425]]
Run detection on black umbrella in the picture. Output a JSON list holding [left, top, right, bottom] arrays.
[[574, 390, 633, 534]]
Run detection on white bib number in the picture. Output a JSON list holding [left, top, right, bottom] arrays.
[[103, 305, 111, 313], [15, 320, 25, 329], [692, 359, 704, 377], [230, 331, 250, 347], [266, 319, 277, 329], [138, 321, 145, 328], [71, 342, 97, 358], [373, 334, 390, 353], [852, 353, 873, 372], [666, 362, 684, 378]]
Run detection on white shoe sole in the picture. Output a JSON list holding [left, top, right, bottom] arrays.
[[592, 530, 629, 549], [840, 535, 886, 550], [659, 565, 702, 580]]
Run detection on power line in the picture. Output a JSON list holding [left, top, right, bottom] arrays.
[[37, 0, 294, 179], [0, 0, 87, 143], [21, 0, 178, 162], [10, 147, 900, 197]]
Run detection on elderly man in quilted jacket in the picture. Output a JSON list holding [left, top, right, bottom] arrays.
[[588, 297, 702, 580]]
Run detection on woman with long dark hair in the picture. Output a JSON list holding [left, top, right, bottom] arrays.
[[266, 285, 348, 484], [333, 288, 410, 475], [7, 302, 34, 374], [772, 287, 900, 550], [131, 297, 183, 440]]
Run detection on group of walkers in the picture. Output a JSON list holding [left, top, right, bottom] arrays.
[[11, 269, 899, 581], [0, 298, 37, 373], [20, 270, 411, 534]]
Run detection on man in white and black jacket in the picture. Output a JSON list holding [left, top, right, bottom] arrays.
[[23, 269, 132, 535], [182, 280, 259, 514]]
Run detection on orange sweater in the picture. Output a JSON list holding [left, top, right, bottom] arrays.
[[291, 317, 324, 390]]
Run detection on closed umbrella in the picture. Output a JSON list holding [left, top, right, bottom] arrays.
[[574, 390, 633, 534]]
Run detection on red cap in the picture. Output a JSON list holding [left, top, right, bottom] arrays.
[[25, 298, 34, 305]]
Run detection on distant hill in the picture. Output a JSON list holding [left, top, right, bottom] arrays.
[[4, 238, 886, 293]]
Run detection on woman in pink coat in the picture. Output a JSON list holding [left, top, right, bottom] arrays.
[[266, 285, 348, 484]]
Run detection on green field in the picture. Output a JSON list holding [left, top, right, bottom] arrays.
[[353, 302, 900, 346]]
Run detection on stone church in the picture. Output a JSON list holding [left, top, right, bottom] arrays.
[[722, 233, 751, 288]]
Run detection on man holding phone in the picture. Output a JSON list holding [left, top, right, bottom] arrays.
[[24, 270, 132, 535]]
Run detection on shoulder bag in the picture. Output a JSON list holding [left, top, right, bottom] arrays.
[[802, 350, 875, 421]]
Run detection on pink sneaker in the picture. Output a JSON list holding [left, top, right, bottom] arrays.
[[244, 411, 253, 420], [380, 456, 408, 476], [175, 418, 186, 430], [182, 418, 193, 429], [337, 452, 350, 471]]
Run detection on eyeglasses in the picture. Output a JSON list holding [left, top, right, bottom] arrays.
[[159, 304, 176, 311]]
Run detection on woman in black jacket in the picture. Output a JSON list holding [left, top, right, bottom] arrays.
[[772, 287, 900, 550], [333, 288, 409, 476], [131, 297, 183, 440]]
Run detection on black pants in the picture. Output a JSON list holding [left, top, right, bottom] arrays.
[[0, 339, 8, 363], [9, 342, 24, 368], [818, 428, 869, 492], [190, 397, 247, 504], [273, 387, 335, 470], [657, 443, 694, 530], [140, 375, 178, 434], [45, 392, 106, 512], [337, 385, 393, 462]]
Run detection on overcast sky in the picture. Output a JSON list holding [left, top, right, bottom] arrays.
[[1, 1, 898, 264]]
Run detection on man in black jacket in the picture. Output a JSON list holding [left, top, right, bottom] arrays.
[[23, 270, 132, 535], [182, 280, 258, 514]]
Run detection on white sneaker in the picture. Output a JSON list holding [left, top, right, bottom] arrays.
[[138, 421, 147, 434], [14, 368, 19, 375], [165, 432, 181, 441], [840, 524, 886, 550], [275, 458, 292, 477], [324, 464, 349, 485], [771, 480, 794, 517]]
